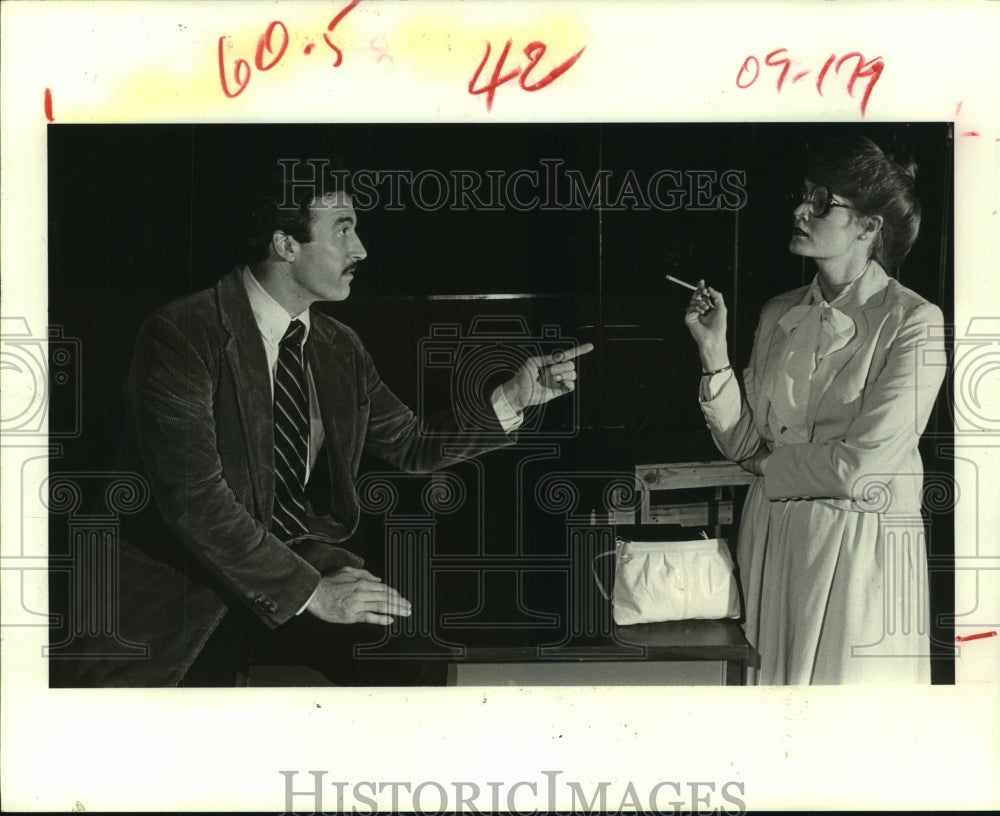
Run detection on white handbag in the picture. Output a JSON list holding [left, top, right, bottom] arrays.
[[592, 534, 741, 625]]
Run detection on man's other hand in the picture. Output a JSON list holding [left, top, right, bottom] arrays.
[[500, 342, 595, 413], [306, 566, 411, 625]]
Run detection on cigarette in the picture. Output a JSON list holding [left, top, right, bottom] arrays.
[[665, 274, 699, 291]]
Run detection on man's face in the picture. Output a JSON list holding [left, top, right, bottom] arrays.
[[289, 192, 367, 303]]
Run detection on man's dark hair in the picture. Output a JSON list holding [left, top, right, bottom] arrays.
[[242, 158, 352, 264]]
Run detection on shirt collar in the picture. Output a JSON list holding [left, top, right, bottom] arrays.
[[807, 260, 872, 309], [241, 266, 311, 345]]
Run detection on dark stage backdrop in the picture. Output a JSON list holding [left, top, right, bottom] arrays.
[[47, 122, 955, 681]]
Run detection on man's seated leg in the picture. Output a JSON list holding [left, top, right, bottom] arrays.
[[255, 615, 447, 687], [179, 611, 253, 687]]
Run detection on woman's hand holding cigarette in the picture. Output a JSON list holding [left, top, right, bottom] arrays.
[[684, 279, 730, 372]]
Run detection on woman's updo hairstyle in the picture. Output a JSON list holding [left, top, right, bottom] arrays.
[[803, 135, 921, 272]]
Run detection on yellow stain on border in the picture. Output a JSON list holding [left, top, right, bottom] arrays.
[[57, 4, 590, 120], [89, 7, 376, 120], [384, 11, 589, 80]]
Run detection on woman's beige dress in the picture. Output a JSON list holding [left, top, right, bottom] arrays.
[[700, 263, 945, 684]]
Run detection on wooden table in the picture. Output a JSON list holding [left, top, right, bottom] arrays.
[[447, 619, 754, 686]]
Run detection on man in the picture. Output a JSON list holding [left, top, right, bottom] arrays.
[[58, 165, 591, 687]]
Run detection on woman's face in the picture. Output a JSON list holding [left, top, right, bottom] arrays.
[[788, 180, 864, 261]]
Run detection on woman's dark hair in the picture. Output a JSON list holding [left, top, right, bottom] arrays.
[[242, 158, 352, 264], [803, 135, 921, 272]]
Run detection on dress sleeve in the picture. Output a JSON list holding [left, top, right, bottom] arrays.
[[698, 322, 768, 467], [762, 301, 946, 502]]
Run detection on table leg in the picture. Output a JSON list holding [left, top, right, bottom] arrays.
[[725, 659, 746, 686]]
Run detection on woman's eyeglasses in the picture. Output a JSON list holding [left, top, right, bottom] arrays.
[[787, 185, 854, 218]]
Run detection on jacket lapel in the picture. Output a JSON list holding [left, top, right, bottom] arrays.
[[753, 285, 811, 436], [216, 269, 275, 520], [804, 263, 890, 434], [305, 314, 359, 529]]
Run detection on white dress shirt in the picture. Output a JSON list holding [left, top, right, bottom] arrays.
[[242, 268, 326, 479]]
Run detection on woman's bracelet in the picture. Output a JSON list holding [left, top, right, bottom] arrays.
[[701, 364, 732, 377]]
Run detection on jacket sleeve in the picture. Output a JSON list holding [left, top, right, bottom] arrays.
[[762, 301, 946, 502], [128, 313, 320, 627], [699, 314, 769, 466], [360, 348, 514, 472]]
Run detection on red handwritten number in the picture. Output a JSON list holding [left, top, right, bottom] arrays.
[[218, 36, 251, 98], [255, 21, 289, 71], [469, 39, 586, 111], [816, 54, 836, 95], [736, 56, 759, 88], [218, 0, 362, 100], [737, 49, 883, 116], [324, 0, 363, 66], [468, 40, 521, 112], [520, 42, 586, 91], [836, 52, 884, 116], [764, 48, 791, 92]]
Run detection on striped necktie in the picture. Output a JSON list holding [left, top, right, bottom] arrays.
[[271, 319, 310, 539]]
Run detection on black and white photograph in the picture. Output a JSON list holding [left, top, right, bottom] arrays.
[[44, 122, 955, 690], [2, 1, 998, 813]]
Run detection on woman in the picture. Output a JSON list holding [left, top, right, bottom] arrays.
[[685, 136, 946, 684]]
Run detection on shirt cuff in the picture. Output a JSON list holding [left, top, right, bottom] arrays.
[[491, 385, 524, 434], [698, 369, 740, 431], [296, 582, 320, 616], [699, 368, 734, 402]]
